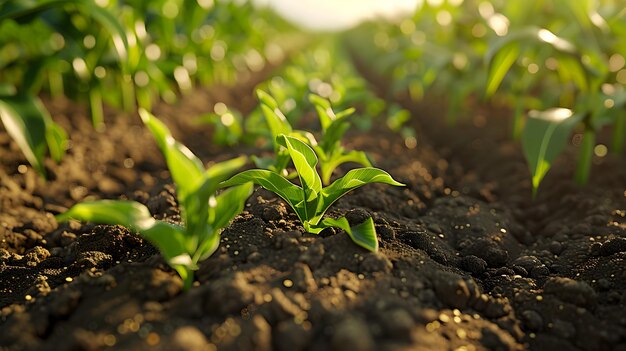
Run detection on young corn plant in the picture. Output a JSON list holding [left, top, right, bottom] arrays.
[[252, 89, 312, 175], [308, 94, 372, 184], [221, 134, 404, 251], [0, 89, 67, 177], [56, 109, 252, 290], [254, 89, 372, 185]]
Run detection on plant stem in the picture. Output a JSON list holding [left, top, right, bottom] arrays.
[[89, 88, 104, 130], [121, 74, 136, 112], [48, 70, 64, 99], [511, 98, 524, 140], [183, 272, 194, 291], [575, 128, 595, 185]]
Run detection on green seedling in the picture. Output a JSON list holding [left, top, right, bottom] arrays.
[[197, 103, 244, 146], [522, 108, 582, 197], [221, 134, 404, 251], [57, 109, 252, 290], [0, 91, 67, 177], [308, 94, 372, 184], [252, 89, 313, 175], [254, 89, 373, 185]]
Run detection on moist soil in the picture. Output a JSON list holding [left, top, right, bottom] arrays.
[[1, 65, 625, 351]]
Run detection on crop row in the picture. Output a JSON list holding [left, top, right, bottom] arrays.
[[347, 0, 626, 194]]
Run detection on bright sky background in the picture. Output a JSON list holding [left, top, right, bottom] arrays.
[[253, 0, 421, 31]]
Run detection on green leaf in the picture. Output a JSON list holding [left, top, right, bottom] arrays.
[[56, 199, 194, 280], [141, 221, 191, 266], [486, 42, 520, 97], [309, 94, 334, 130], [316, 216, 379, 252], [335, 107, 356, 121], [56, 200, 157, 231], [320, 120, 349, 155], [0, 0, 128, 62], [220, 169, 304, 219], [276, 134, 322, 194], [45, 118, 68, 163], [139, 108, 204, 200], [183, 156, 248, 243], [557, 56, 588, 92], [522, 108, 583, 196], [195, 182, 253, 261], [84, 0, 129, 63], [257, 91, 292, 142], [210, 182, 253, 234], [320, 150, 372, 185], [256, 89, 279, 110], [320, 168, 404, 216], [0, 94, 65, 176]]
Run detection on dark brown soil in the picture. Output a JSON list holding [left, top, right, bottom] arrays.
[[1, 61, 626, 351]]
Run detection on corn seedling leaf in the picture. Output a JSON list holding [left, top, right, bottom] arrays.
[[522, 109, 583, 196], [309, 94, 334, 130], [56, 200, 157, 231], [256, 89, 279, 110], [210, 183, 254, 236], [0, 94, 66, 176], [320, 168, 405, 216], [318, 216, 378, 252], [486, 42, 520, 97], [319, 150, 372, 185], [220, 169, 305, 218], [258, 92, 292, 143], [195, 182, 253, 261], [139, 108, 204, 201]]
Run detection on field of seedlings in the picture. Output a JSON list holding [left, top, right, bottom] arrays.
[[1, 0, 625, 350]]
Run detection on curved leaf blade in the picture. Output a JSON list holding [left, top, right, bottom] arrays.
[[486, 42, 520, 97], [276, 134, 321, 194], [56, 199, 193, 269], [210, 183, 253, 231], [56, 200, 157, 231], [317, 216, 378, 252], [0, 95, 51, 175], [320, 150, 372, 185], [139, 108, 204, 198], [220, 169, 304, 219], [320, 168, 404, 215], [522, 109, 583, 196]]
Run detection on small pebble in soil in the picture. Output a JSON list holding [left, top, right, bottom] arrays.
[[521, 310, 544, 331], [512, 255, 542, 272], [548, 241, 563, 255], [461, 238, 508, 268], [596, 278, 611, 291], [589, 242, 603, 256], [359, 253, 392, 274], [431, 271, 471, 309], [599, 238, 626, 256], [543, 277, 596, 308], [529, 265, 550, 279], [460, 255, 488, 275]]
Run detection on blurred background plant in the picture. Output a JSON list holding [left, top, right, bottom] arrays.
[[347, 0, 626, 194], [0, 0, 624, 196]]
